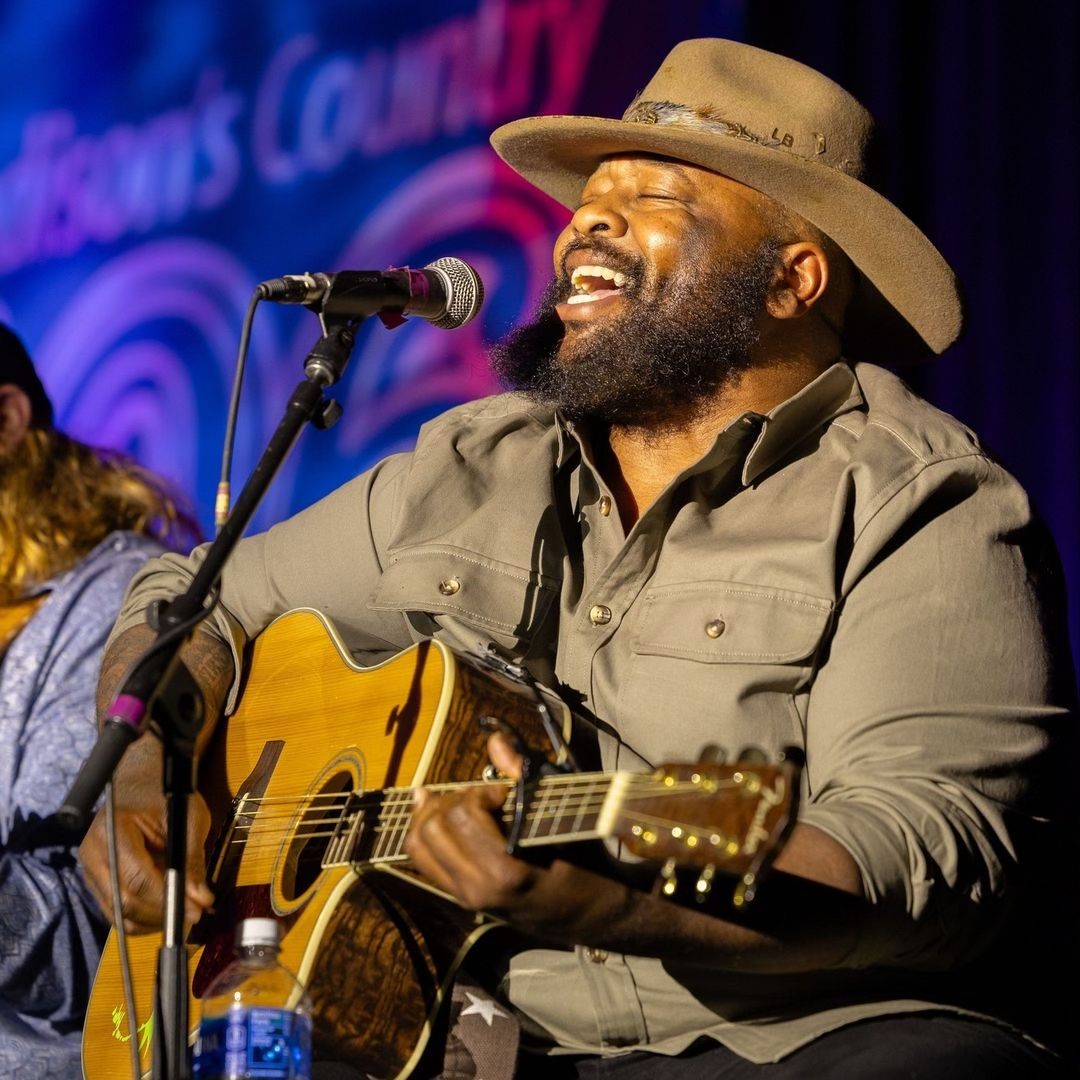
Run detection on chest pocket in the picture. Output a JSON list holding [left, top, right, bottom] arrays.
[[633, 581, 833, 663], [614, 581, 834, 766], [368, 547, 559, 655]]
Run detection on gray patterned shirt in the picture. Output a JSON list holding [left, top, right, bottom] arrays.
[[1, 532, 162, 1079]]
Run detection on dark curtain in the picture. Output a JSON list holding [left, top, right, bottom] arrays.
[[744, 0, 1080, 678]]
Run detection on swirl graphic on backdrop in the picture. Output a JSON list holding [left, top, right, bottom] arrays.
[[23, 152, 568, 533], [323, 145, 566, 465], [32, 238, 281, 525]]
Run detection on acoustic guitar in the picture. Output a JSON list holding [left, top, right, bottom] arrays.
[[81, 607, 799, 1080]]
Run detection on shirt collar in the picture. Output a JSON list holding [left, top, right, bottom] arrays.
[[552, 361, 863, 491], [740, 362, 863, 486]]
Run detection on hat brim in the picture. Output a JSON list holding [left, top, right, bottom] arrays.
[[491, 115, 963, 364]]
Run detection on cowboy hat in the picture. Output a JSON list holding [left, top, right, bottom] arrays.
[[490, 38, 962, 364], [0, 323, 53, 428]]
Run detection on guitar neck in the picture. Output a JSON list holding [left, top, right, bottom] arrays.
[[325, 772, 621, 869], [317, 759, 793, 879]]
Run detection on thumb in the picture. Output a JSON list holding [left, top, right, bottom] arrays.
[[487, 731, 525, 780], [184, 795, 215, 920]]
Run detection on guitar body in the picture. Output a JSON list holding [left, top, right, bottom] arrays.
[[82, 608, 571, 1080]]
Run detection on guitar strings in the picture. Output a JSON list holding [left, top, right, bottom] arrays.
[[213, 775, 756, 863]]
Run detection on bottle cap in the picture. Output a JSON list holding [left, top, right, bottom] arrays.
[[237, 917, 281, 948]]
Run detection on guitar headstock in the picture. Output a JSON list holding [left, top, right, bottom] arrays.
[[610, 752, 801, 908]]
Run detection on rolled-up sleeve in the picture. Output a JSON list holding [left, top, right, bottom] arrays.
[[109, 453, 416, 712], [801, 451, 1073, 969]]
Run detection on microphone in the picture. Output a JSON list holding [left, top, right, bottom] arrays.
[[257, 256, 484, 330]]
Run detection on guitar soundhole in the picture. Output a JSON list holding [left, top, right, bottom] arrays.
[[281, 770, 355, 900]]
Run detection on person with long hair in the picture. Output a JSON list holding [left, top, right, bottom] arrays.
[[0, 322, 202, 1079]]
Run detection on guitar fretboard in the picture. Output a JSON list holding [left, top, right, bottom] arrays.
[[324, 772, 629, 867], [222, 762, 789, 880]]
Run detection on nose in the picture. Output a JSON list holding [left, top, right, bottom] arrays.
[[568, 194, 628, 237]]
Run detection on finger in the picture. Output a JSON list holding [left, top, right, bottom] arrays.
[[111, 808, 175, 933], [77, 810, 157, 933], [77, 820, 120, 924], [407, 788, 530, 908], [184, 795, 215, 924]]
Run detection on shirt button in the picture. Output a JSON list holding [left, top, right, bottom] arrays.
[[584, 947, 608, 963], [589, 605, 612, 626], [438, 577, 461, 596], [704, 618, 726, 638], [598, 495, 612, 517]]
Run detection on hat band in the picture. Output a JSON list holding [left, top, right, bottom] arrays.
[[622, 100, 855, 174]]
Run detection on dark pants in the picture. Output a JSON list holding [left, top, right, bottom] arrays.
[[514, 1015, 1069, 1080]]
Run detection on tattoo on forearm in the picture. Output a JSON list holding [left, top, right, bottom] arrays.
[[96, 626, 235, 735]]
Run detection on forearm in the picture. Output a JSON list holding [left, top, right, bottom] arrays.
[[408, 780, 868, 975], [97, 623, 236, 765], [519, 823, 865, 973]]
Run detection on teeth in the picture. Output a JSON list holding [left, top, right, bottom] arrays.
[[570, 265, 628, 293]]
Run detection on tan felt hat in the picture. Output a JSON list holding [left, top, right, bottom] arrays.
[[490, 38, 962, 364]]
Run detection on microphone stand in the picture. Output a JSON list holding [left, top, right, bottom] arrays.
[[65, 320, 360, 1080]]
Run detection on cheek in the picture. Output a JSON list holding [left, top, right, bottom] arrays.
[[641, 215, 749, 286], [635, 220, 699, 282], [553, 224, 576, 272]]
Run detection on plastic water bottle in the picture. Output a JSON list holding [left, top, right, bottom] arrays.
[[193, 917, 313, 1079]]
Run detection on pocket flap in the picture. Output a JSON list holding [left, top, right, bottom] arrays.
[[634, 582, 833, 664], [369, 547, 558, 637]]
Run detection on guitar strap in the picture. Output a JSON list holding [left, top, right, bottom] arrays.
[[441, 979, 520, 1080], [0, 594, 47, 660]]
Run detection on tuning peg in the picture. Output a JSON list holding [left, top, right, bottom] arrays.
[[660, 857, 678, 897], [733, 744, 768, 764], [696, 743, 727, 764], [695, 863, 716, 902]]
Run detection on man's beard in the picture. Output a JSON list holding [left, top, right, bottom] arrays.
[[489, 235, 783, 430]]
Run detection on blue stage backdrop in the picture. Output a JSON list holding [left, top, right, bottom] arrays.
[[0, 0, 744, 533], [1, 0, 1076, 673]]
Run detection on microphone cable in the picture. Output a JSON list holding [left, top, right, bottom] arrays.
[[215, 288, 262, 533]]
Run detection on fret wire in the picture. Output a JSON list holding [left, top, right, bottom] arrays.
[[528, 781, 550, 840]]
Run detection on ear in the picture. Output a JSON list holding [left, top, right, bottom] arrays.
[[0, 384, 33, 454], [766, 242, 829, 320]]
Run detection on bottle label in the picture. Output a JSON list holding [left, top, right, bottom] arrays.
[[194, 1005, 312, 1079]]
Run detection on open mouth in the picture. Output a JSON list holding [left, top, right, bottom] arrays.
[[566, 264, 629, 306]]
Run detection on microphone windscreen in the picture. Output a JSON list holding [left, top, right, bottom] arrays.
[[426, 256, 484, 329]]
